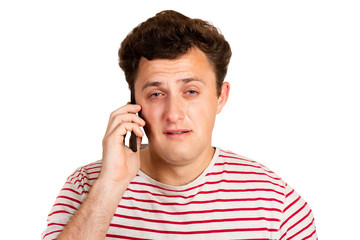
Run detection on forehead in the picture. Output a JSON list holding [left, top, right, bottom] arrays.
[[135, 48, 216, 88]]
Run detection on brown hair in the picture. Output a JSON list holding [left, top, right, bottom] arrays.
[[118, 10, 232, 96]]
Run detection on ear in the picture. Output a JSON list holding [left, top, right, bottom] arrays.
[[216, 82, 230, 114]]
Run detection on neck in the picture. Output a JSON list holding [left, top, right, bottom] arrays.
[[140, 146, 215, 186]]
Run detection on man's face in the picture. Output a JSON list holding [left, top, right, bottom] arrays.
[[134, 48, 229, 165]]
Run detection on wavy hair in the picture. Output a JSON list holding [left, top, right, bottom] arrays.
[[119, 10, 232, 96]]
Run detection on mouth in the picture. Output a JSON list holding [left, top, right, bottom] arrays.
[[164, 129, 191, 136]]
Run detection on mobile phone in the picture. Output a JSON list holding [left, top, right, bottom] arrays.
[[130, 91, 137, 152]]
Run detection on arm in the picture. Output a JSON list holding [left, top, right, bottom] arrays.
[[56, 104, 145, 240]]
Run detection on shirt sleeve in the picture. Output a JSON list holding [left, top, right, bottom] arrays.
[[41, 167, 90, 240], [278, 183, 318, 240]]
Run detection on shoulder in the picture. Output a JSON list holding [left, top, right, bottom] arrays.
[[216, 149, 317, 239], [66, 160, 102, 194], [216, 148, 287, 188], [218, 149, 276, 172]]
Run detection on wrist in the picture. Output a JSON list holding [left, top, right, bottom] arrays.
[[93, 176, 130, 198]]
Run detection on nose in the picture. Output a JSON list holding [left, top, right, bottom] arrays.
[[163, 94, 185, 123]]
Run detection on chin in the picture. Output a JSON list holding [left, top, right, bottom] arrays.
[[150, 142, 197, 165]]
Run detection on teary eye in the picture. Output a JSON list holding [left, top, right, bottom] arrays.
[[148, 92, 163, 99], [185, 89, 199, 96]]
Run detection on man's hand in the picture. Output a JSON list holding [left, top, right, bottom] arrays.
[[100, 103, 145, 185], [56, 103, 145, 240]]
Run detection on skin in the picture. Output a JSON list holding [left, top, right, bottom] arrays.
[[135, 47, 230, 185], [56, 47, 230, 239]]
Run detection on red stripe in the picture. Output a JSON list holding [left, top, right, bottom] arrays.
[[84, 164, 101, 171], [71, 168, 100, 177], [215, 161, 274, 174], [67, 175, 283, 195], [283, 196, 300, 213], [123, 196, 283, 206], [85, 170, 100, 175], [56, 195, 82, 205], [69, 169, 99, 183], [279, 232, 287, 240], [78, 189, 89, 195], [69, 171, 84, 181], [220, 149, 236, 155], [119, 205, 282, 215], [47, 222, 66, 227], [219, 154, 257, 163], [105, 234, 151, 240], [218, 155, 275, 174], [42, 229, 62, 239], [131, 178, 284, 195], [71, 161, 101, 173], [127, 187, 284, 199], [302, 229, 317, 240], [213, 179, 284, 189], [73, 175, 97, 185], [114, 213, 280, 225], [280, 202, 307, 229], [53, 203, 77, 211], [63, 186, 89, 195], [232, 239, 276, 240], [69, 172, 81, 182], [109, 223, 278, 235], [286, 188, 295, 198], [61, 188, 80, 195], [287, 209, 312, 233], [219, 152, 274, 169], [64, 181, 92, 191], [68, 170, 80, 179], [280, 209, 314, 239], [287, 218, 315, 240], [77, 182, 91, 189], [48, 210, 71, 217], [206, 170, 281, 181]]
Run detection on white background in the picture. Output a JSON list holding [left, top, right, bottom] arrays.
[[1, 0, 359, 239]]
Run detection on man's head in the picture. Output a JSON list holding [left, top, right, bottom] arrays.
[[118, 10, 232, 97], [118, 10, 232, 167]]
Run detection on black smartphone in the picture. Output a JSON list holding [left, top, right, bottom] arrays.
[[130, 91, 137, 152]]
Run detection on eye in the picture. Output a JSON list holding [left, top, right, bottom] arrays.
[[185, 89, 199, 95], [148, 92, 163, 99]]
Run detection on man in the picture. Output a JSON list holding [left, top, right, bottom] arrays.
[[42, 10, 317, 240]]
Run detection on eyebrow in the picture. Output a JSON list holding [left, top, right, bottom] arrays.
[[141, 77, 205, 91]]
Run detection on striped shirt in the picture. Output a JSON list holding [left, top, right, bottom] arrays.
[[42, 147, 317, 239]]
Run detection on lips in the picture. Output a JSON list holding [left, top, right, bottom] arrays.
[[164, 129, 191, 135]]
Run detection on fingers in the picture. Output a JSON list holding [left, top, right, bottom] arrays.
[[106, 113, 145, 135], [105, 104, 145, 135], [112, 103, 141, 115], [103, 104, 145, 147], [111, 122, 144, 138]]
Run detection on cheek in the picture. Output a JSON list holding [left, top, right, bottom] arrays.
[[141, 106, 161, 131], [188, 103, 217, 130]]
